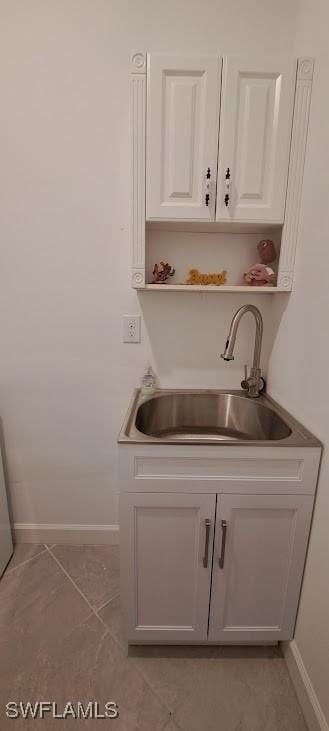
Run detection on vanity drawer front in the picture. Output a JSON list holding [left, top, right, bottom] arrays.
[[135, 456, 302, 480], [119, 446, 321, 495]]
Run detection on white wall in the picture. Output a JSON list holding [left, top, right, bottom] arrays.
[[267, 0, 329, 724], [0, 0, 299, 528]]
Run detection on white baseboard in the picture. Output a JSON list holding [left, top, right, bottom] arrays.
[[282, 640, 329, 731], [13, 523, 120, 545]]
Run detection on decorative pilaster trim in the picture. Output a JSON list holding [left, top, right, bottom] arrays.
[[278, 58, 314, 291], [132, 268, 145, 288], [298, 57, 314, 81], [130, 51, 146, 288], [130, 50, 147, 74], [277, 270, 294, 290]]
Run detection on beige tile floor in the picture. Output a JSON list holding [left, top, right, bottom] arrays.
[[0, 543, 307, 730]]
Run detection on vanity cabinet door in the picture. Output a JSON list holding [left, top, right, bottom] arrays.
[[216, 57, 296, 222], [120, 492, 216, 642], [146, 54, 221, 220], [208, 493, 313, 643]]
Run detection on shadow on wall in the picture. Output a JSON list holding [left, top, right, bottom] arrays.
[[138, 291, 290, 389], [269, 291, 292, 360]]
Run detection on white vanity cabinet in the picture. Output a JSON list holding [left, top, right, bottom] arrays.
[[119, 445, 321, 645]]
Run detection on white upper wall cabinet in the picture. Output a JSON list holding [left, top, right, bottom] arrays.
[[146, 54, 221, 220], [131, 53, 314, 290], [216, 57, 296, 222]]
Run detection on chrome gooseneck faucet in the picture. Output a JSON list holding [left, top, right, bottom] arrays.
[[221, 305, 264, 398]]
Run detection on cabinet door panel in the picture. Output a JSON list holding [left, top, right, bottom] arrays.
[[216, 57, 296, 222], [120, 492, 216, 642], [208, 494, 313, 642], [146, 54, 220, 220]]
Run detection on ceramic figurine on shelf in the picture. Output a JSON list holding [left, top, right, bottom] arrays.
[[152, 261, 175, 284], [244, 239, 277, 287], [186, 269, 227, 286]]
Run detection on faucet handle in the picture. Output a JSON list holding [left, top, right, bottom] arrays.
[[241, 365, 249, 390]]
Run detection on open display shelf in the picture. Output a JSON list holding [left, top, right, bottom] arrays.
[[140, 284, 286, 293], [144, 224, 284, 292]]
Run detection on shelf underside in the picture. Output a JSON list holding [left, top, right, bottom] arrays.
[[139, 284, 289, 293]]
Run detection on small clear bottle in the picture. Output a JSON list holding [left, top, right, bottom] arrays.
[[140, 363, 157, 397]]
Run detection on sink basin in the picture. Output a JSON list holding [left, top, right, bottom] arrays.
[[135, 392, 291, 442], [118, 389, 320, 447]]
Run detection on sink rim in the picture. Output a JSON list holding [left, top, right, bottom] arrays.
[[118, 388, 322, 448]]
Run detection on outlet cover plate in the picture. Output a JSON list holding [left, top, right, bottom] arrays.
[[123, 315, 141, 343]]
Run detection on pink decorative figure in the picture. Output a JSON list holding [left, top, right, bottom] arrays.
[[244, 239, 276, 287]]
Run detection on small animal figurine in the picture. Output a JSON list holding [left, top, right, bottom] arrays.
[[244, 239, 276, 286], [186, 269, 227, 285], [152, 261, 175, 284]]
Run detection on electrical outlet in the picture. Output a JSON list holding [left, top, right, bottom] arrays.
[[123, 315, 141, 343]]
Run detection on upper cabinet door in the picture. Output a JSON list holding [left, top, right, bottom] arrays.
[[146, 54, 221, 220], [216, 57, 296, 222]]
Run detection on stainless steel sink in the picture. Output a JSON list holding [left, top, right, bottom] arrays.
[[118, 389, 320, 447], [135, 392, 291, 441]]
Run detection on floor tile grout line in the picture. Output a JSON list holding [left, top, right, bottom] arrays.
[[45, 547, 120, 617], [96, 592, 121, 613], [163, 714, 178, 729], [45, 546, 116, 634], [5, 546, 49, 575], [169, 716, 183, 730], [46, 546, 173, 720], [121, 656, 173, 719], [94, 603, 174, 718], [101, 622, 173, 713], [162, 718, 179, 731]]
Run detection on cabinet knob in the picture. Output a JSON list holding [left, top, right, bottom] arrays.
[[205, 168, 211, 207], [224, 168, 230, 207]]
